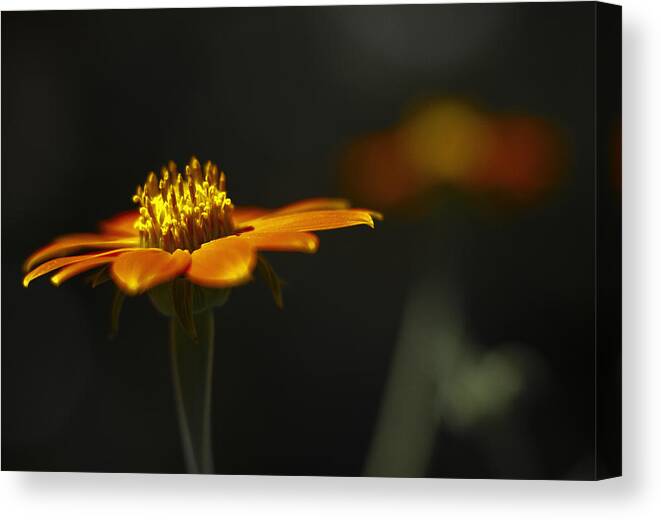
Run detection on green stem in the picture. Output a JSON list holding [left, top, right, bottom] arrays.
[[169, 309, 215, 474]]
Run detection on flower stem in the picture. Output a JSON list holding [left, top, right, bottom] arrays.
[[169, 309, 215, 474]]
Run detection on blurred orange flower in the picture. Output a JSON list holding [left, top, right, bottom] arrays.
[[340, 99, 566, 212]]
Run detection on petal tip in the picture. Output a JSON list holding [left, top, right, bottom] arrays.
[[306, 235, 320, 253], [124, 284, 140, 296], [109, 272, 142, 296], [49, 273, 68, 287]]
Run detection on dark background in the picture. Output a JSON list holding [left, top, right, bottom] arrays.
[[2, 3, 618, 478]]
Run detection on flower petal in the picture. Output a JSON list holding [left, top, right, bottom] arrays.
[[99, 210, 140, 236], [111, 249, 191, 295], [187, 236, 257, 288], [232, 199, 351, 225], [23, 248, 137, 287], [354, 208, 384, 221], [242, 209, 376, 234], [240, 231, 319, 253], [271, 198, 351, 215], [50, 256, 117, 286], [24, 234, 140, 272]]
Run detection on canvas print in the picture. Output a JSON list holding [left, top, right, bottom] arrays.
[[2, 2, 621, 479]]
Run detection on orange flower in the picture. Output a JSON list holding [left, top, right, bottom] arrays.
[[23, 157, 381, 296]]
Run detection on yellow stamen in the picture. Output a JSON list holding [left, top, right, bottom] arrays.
[[133, 157, 235, 252]]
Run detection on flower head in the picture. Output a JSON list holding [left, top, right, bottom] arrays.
[[23, 157, 381, 298]]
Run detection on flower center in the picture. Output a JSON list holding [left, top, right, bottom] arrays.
[[133, 157, 235, 252]]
